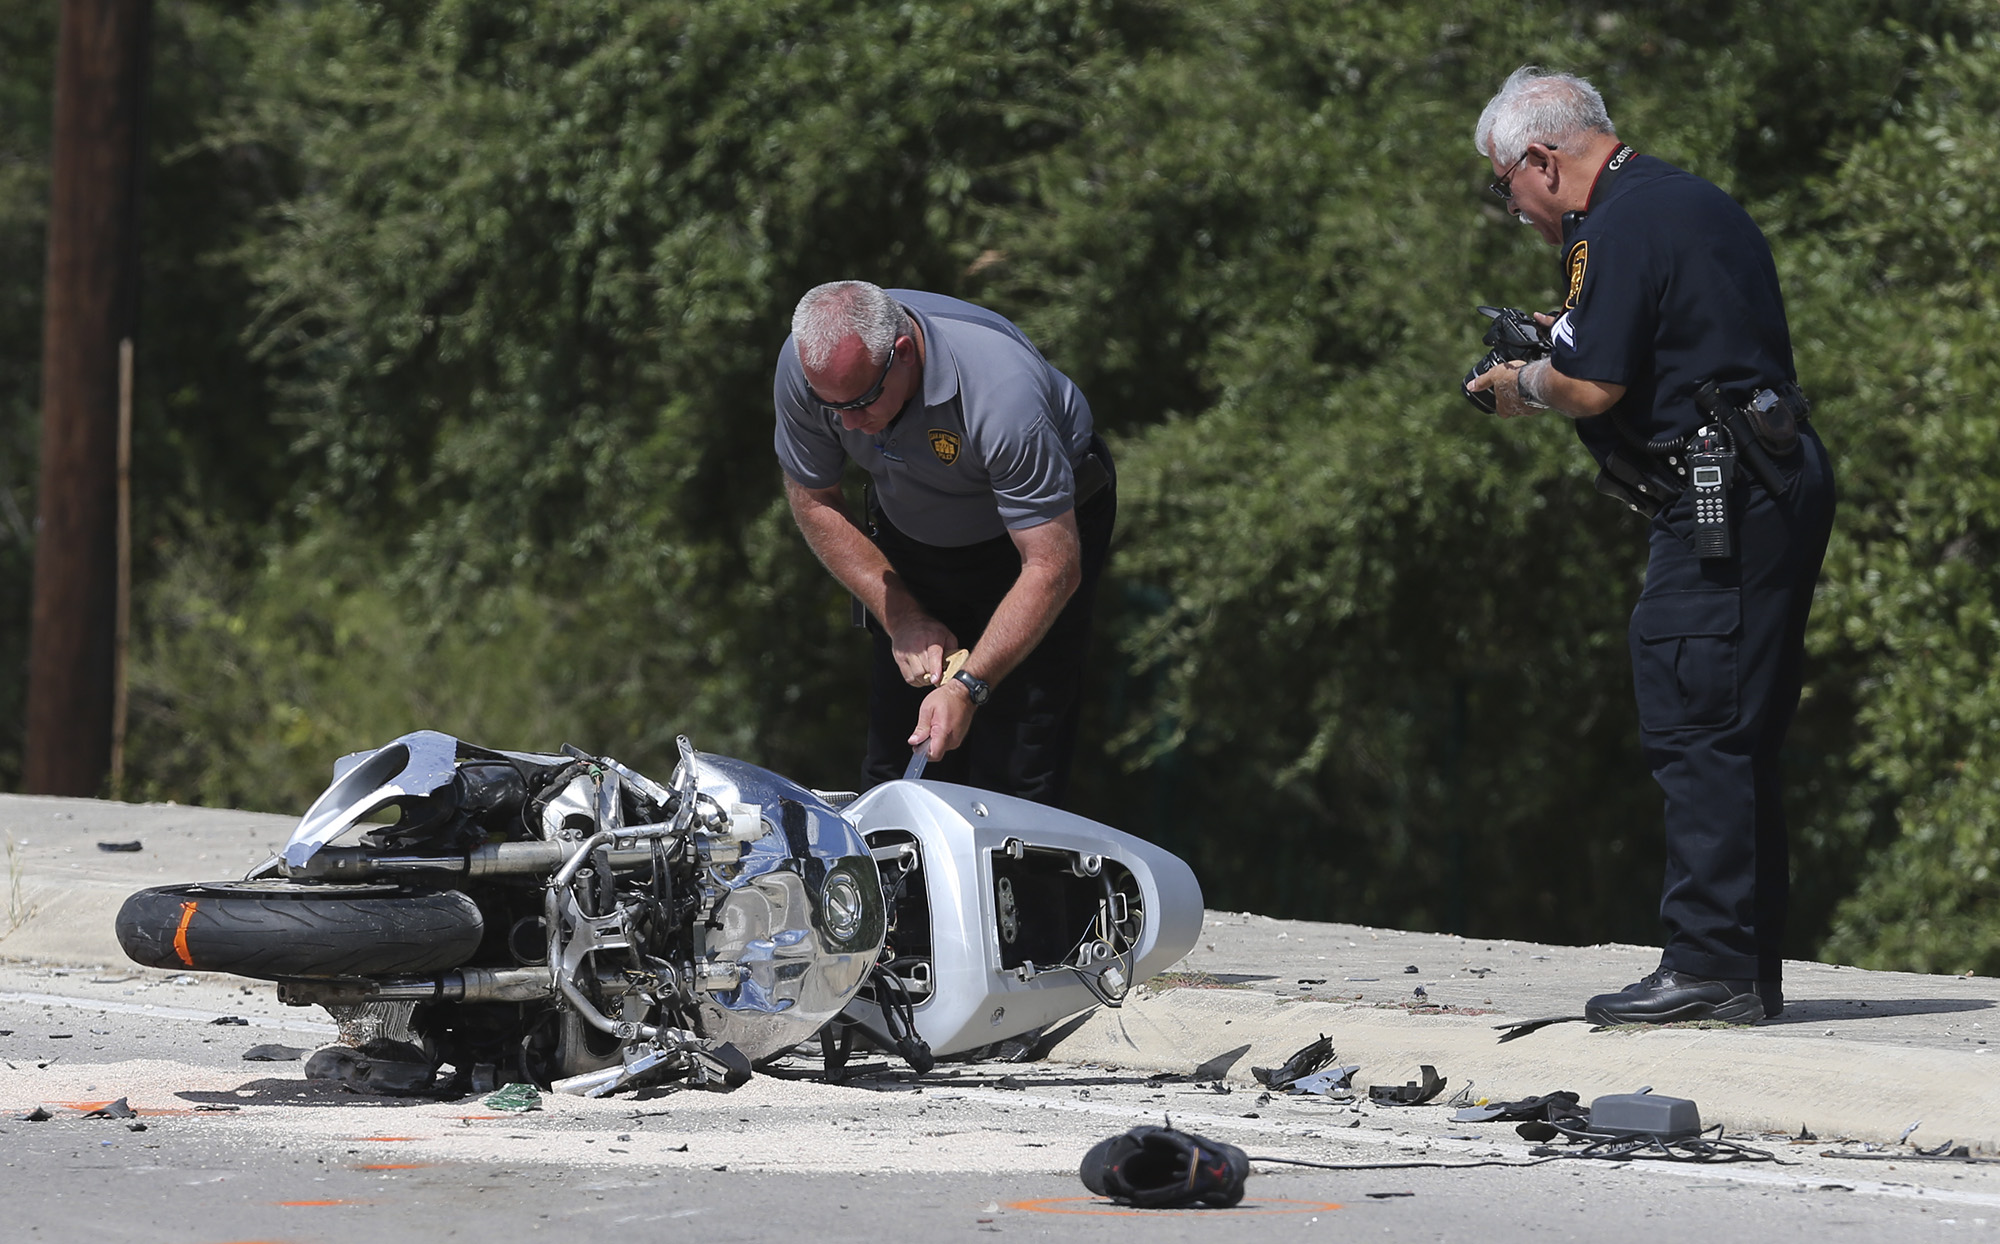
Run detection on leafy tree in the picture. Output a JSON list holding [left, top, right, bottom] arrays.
[[6, 0, 1994, 969]]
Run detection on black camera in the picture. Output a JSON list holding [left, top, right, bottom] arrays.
[[1461, 305, 1553, 412]]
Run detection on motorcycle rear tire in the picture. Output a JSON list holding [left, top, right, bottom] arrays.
[[116, 881, 484, 979]]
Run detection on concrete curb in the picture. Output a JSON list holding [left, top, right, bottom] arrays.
[[1047, 986, 1999, 1150]]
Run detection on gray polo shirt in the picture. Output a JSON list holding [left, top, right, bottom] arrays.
[[774, 290, 1093, 548]]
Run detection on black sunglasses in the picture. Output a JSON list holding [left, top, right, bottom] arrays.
[[811, 343, 898, 412], [1488, 144, 1556, 202]]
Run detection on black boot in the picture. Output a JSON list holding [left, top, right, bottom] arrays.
[[1758, 979, 1783, 1019], [1585, 968, 1764, 1026]]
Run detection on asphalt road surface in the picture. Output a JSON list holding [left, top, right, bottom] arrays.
[[5, 967, 1997, 1243]]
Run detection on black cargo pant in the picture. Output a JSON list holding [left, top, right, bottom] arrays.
[[861, 462, 1115, 808], [1629, 425, 1835, 985]]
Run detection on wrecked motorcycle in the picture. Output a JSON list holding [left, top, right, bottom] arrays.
[[115, 731, 1201, 1096]]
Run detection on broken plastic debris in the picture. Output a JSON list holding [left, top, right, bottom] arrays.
[[83, 1097, 136, 1119], [1190, 1044, 1252, 1081], [210, 1016, 249, 1026], [96, 841, 143, 853], [305, 1041, 436, 1095], [19, 1107, 51, 1122], [242, 1043, 309, 1062], [1493, 1015, 1589, 1043], [1288, 1065, 1361, 1097], [1368, 1065, 1447, 1106], [484, 1083, 543, 1113], [1452, 1090, 1584, 1124], [1251, 1033, 1337, 1090]]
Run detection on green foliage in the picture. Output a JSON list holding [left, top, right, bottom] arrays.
[[0, 0, 59, 786], [1793, 30, 2000, 974], [7, 0, 2000, 969]]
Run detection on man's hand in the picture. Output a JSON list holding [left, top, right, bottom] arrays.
[[909, 679, 976, 761], [1466, 358, 1539, 419], [1465, 325, 1627, 421], [892, 617, 959, 688]]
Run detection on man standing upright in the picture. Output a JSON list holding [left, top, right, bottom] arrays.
[[1465, 69, 1836, 1024], [774, 281, 1115, 806]]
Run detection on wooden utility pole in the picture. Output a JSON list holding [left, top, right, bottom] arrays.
[[24, 0, 152, 796]]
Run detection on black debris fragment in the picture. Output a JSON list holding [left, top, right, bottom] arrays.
[[1191, 1044, 1252, 1081], [193, 1104, 240, 1113], [127, 1122, 147, 1132], [83, 1097, 136, 1119], [994, 1075, 1025, 1091], [242, 1043, 309, 1062], [1366, 1191, 1416, 1199], [1494, 1015, 1590, 1043], [1453, 1091, 1586, 1124], [1369, 1065, 1447, 1107], [1413, 986, 1428, 1000], [1251, 1033, 1337, 1090], [1795, 1124, 1817, 1142], [305, 1040, 436, 1095], [210, 1016, 249, 1026], [96, 841, 144, 853], [1404, 966, 1420, 974], [18, 1107, 51, 1122]]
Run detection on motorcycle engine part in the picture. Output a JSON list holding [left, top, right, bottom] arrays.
[[1588, 1089, 1702, 1140], [671, 751, 887, 1063], [116, 881, 483, 979], [1081, 1125, 1250, 1209]]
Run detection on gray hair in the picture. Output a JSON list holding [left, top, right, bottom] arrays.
[[791, 281, 912, 371], [1474, 66, 1615, 164]]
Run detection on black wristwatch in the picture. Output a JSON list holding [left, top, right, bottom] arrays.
[[951, 669, 991, 706]]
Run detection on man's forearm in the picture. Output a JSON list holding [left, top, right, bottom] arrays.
[[1515, 358, 1624, 419], [783, 477, 925, 630], [963, 515, 1084, 685], [962, 562, 1075, 686]]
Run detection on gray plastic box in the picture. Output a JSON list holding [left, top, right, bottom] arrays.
[[1589, 1091, 1702, 1139]]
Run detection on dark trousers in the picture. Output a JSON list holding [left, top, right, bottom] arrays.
[[1630, 426, 1835, 984], [861, 472, 1116, 808]]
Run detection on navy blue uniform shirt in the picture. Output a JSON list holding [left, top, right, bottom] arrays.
[[1550, 151, 1795, 463]]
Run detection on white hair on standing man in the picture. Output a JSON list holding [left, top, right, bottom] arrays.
[[1474, 66, 1617, 164], [791, 280, 914, 372]]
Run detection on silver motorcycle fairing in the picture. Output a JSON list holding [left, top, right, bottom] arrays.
[[682, 752, 886, 1063], [838, 779, 1202, 1057], [279, 730, 572, 869]]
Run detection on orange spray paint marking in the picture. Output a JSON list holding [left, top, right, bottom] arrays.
[[1006, 1197, 1343, 1217], [354, 1163, 431, 1171], [173, 900, 200, 967]]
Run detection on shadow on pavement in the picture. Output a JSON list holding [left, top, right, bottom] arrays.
[[1765, 997, 1994, 1025]]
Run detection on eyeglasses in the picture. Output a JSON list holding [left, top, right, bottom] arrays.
[[1487, 144, 1556, 202], [811, 343, 898, 412]]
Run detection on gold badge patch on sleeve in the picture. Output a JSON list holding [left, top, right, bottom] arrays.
[[928, 430, 961, 464], [1564, 240, 1588, 309]]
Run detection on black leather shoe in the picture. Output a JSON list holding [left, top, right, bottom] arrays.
[[1758, 980, 1783, 1018], [1584, 968, 1765, 1025]]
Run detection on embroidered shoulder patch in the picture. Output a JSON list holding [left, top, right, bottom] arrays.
[[928, 429, 961, 464], [1564, 240, 1588, 309]]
